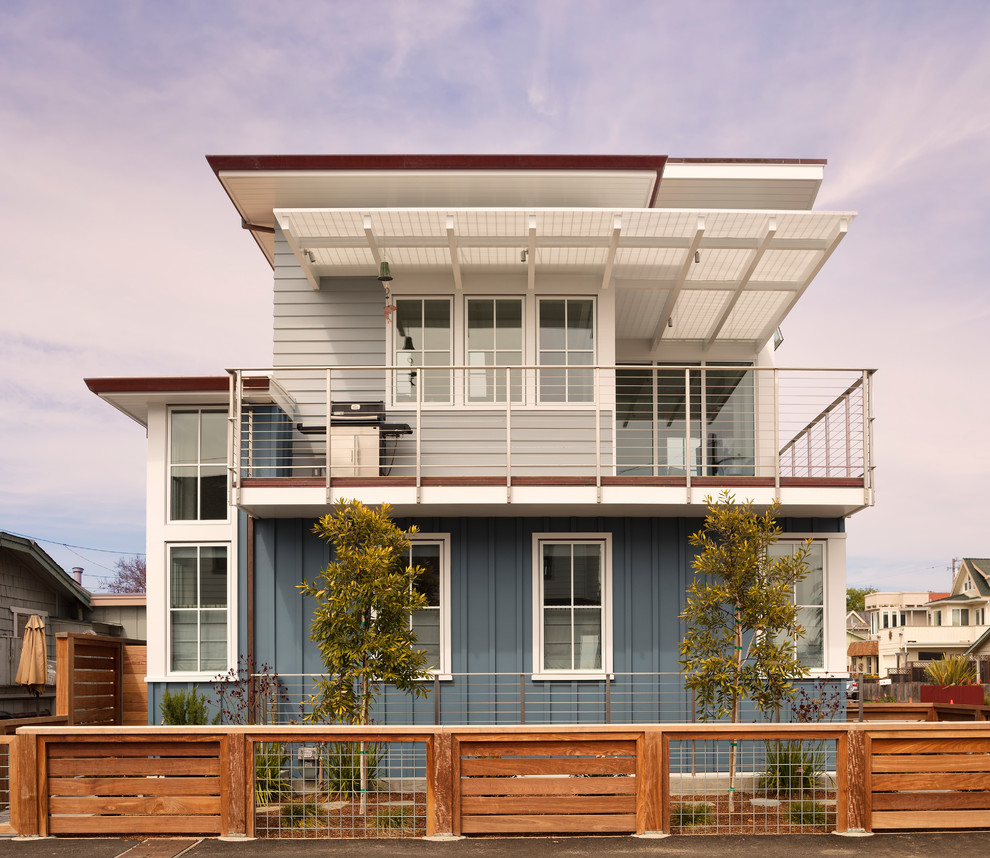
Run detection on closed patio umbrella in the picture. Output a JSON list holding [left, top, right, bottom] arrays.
[[15, 614, 47, 713]]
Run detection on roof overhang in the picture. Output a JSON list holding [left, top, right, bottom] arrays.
[[0, 531, 91, 608], [85, 376, 268, 427], [274, 205, 853, 351]]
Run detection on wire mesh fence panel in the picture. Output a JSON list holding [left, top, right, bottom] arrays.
[[253, 740, 427, 839], [667, 737, 838, 835]]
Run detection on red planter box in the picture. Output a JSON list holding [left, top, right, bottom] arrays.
[[919, 684, 984, 705]]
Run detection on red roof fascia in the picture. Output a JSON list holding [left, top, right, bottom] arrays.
[[85, 376, 268, 395]]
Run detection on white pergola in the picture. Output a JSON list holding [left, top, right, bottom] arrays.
[[275, 206, 854, 351]]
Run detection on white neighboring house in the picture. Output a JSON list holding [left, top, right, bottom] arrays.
[[865, 559, 990, 675]]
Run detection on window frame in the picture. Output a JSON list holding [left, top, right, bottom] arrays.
[[769, 538, 827, 672], [166, 542, 230, 676], [391, 297, 454, 406], [537, 297, 597, 404], [167, 407, 229, 524], [532, 532, 612, 680], [464, 296, 525, 404], [405, 533, 451, 679]]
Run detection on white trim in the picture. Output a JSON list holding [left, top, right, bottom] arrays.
[[408, 533, 451, 677], [531, 532, 612, 677], [164, 541, 234, 677], [166, 406, 231, 525]]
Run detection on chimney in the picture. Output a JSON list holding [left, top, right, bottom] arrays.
[[71, 567, 84, 585]]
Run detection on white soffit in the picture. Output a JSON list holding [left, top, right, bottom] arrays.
[[656, 163, 825, 211], [275, 206, 853, 350]]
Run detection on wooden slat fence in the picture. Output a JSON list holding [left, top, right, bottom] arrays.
[[869, 729, 990, 830], [455, 732, 639, 834], [5, 722, 990, 839], [55, 634, 147, 726]]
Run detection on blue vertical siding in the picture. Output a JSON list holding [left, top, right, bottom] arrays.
[[233, 513, 844, 725]]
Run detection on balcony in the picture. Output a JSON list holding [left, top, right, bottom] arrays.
[[229, 365, 875, 517]]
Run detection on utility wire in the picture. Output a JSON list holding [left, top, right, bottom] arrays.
[[0, 527, 145, 557]]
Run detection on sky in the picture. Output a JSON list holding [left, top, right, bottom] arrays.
[[1, 0, 988, 593]]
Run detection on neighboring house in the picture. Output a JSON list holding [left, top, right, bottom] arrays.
[[90, 593, 148, 641], [864, 565, 990, 675], [0, 533, 101, 716], [86, 154, 874, 724]]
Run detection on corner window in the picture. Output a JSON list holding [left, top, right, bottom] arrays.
[[394, 299, 452, 403], [769, 541, 824, 670], [538, 298, 595, 402], [533, 535, 611, 675], [466, 298, 523, 402], [169, 409, 228, 521], [405, 536, 450, 675], [168, 544, 228, 672]]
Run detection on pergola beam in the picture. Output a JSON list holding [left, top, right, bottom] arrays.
[[600, 215, 621, 290], [650, 216, 706, 352], [278, 216, 320, 290], [703, 217, 777, 349], [754, 218, 848, 346], [363, 215, 382, 266], [446, 216, 463, 291], [527, 215, 537, 291]]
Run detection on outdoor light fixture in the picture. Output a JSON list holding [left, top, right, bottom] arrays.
[[520, 249, 528, 263], [378, 261, 393, 282], [694, 251, 701, 263]]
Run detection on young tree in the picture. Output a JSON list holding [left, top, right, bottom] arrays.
[[105, 555, 146, 593], [678, 492, 811, 810], [298, 499, 429, 811]]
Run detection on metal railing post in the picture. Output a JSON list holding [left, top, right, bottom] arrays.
[[506, 366, 512, 504], [684, 367, 692, 503], [594, 366, 602, 502], [605, 673, 611, 724], [325, 368, 332, 503], [416, 366, 423, 503], [434, 675, 440, 726], [773, 368, 780, 500], [519, 674, 525, 725], [229, 370, 241, 508]]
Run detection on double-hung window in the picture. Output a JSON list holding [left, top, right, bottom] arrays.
[[169, 409, 227, 521], [168, 544, 228, 673], [405, 536, 450, 675], [466, 298, 523, 402], [394, 299, 452, 403], [533, 534, 611, 675], [538, 299, 595, 402], [769, 541, 825, 669]]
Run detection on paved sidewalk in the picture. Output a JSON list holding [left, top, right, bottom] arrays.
[[3, 834, 990, 858]]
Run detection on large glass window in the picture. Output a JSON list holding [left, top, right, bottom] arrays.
[[534, 536, 610, 674], [169, 544, 228, 672], [394, 299, 452, 403], [769, 541, 825, 670], [404, 537, 449, 674], [466, 298, 523, 402], [616, 364, 754, 476], [169, 409, 227, 521], [538, 299, 595, 402]]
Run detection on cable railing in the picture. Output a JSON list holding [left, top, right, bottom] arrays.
[[229, 365, 875, 498], [251, 672, 849, 727]]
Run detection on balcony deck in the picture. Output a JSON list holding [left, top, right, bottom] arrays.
[[230, 364, 875, 517]]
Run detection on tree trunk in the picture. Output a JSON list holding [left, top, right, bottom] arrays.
[[728, 613, 742, 813]]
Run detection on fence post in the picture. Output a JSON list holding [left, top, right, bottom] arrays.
[[844, 727, 872, 834], [634, 728, 666, 836], [426, 729, 460, 839], [13, 732, 39, 836], [222, 732, 248, 838]]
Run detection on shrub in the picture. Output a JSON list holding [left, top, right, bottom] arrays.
[[671, 801, 715, 826], [254, 741, 290, 807], [759, 739, 826, 794], [374, 805, 415, 829], [159, 687, 216, 725], [320, 742, 382, 797], [787, 799, 832, 825], [925, 656, 977, 687], [280, 799, 323, 827]]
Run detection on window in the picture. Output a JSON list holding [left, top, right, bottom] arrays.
[[168, 544, 228, 672], [538, 299, 595, 402], [394, 299, 452, 403], [533, 535, 611, 675], [404, 536, 450, 675], [769, 541, 824, 670], [466, 298, 523, 402], [951, 608, 970, 626], [933, 610, 942, 627], [169, 409, 227, 521]]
